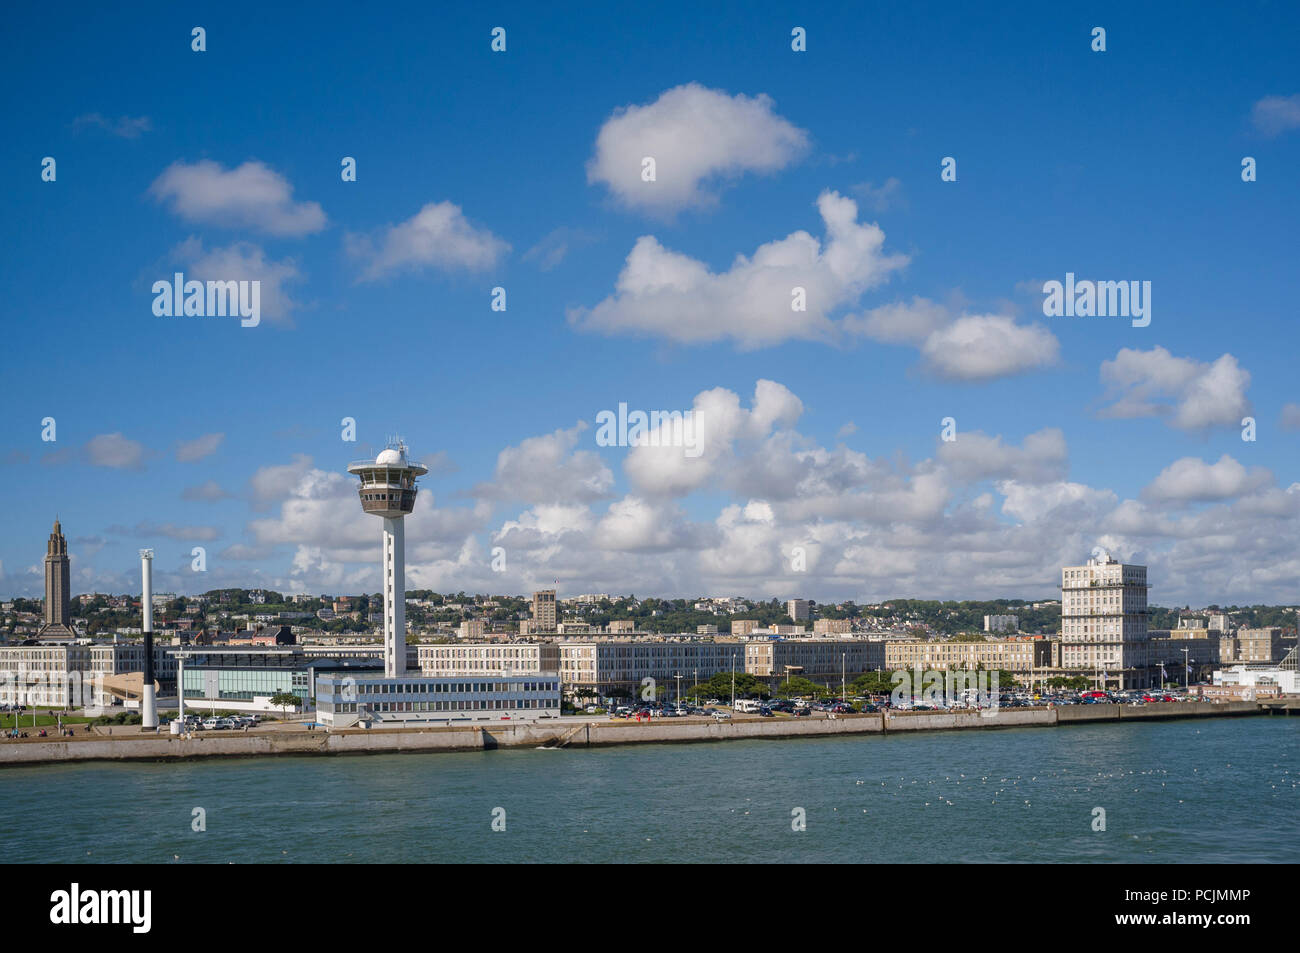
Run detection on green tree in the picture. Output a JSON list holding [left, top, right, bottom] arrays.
[[269, 692, 299, 723]]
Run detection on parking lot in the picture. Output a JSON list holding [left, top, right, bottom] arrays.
[[585, 686, 1201, 722]]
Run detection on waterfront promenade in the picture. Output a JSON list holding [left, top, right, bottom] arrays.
[[0, 699, 1283, 766]]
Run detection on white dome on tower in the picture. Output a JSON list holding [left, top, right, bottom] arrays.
[[375, 447, 406, 466]]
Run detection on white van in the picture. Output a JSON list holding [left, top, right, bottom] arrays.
[[734, 699, 761, 713]]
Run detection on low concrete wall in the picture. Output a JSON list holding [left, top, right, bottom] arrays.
[[1056, 703, 1121, 723], [1118, 700, 1258, 720], [0, 731, 332, 764], [581, 713, 885, 746], [884, 708, 1056, 731]]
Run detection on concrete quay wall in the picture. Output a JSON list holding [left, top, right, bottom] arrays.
[[0, 701, 1271, 767]]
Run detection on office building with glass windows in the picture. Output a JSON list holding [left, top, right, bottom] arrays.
[[173, 648, 384, 714], [315, 673, 561, 728]]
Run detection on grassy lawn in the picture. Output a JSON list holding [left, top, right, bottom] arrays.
[[1, 712, 98, 729]]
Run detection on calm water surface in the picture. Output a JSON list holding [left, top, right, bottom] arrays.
[[2, 717, 1296, 863]]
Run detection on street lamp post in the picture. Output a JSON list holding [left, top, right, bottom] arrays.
[[1182, 647, 1190, 690]]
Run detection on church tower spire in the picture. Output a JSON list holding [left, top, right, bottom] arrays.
[[40, 517, 73, 638]]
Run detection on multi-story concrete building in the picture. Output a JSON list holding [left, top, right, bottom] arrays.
[[0, 641, 179, 708], [1223, 628, 1297, 664], [697, 624, 718, 635], [1060, 554, 1150, 688], [557, 639, 743, 696], [786, 599, 810, 622], [884, 637, 1051, 673], [813, 619, 852, 635], [1147, 634, 1220, 683], [457, 619, 486, 640], [746, 639, 886, 678], [731, 619, 759, 636], [983, 614, 1018, 633], [418, 641, 559, 676], [532, 589, 557, 633]]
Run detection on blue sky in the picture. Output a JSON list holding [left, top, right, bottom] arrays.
[[2, 1, 1298, 605]]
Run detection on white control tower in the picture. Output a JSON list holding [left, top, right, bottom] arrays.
[[348, 442, 427, 677], [140, 549, 158, 729]]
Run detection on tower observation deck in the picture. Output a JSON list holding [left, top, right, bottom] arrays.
[[348, 443, 428, 677]]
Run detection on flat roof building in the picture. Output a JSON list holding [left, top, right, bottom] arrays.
[[172, 647, 384, 715], [418, 641, 558, 676], [1060, 553, 1150, 688], [316, 673, 561, 728], [532, 589, 557, 633], [746, 638, 885, 678], [557, 639, 743, 696], [884, 638, 1050, 673]]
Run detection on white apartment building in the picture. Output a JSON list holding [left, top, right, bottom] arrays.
[[787, 599, 811, 622], [1060, 553, 1150, 688], [983, 614, 1019, 633]]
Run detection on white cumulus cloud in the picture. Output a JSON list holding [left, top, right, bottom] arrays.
[[176, 432, 224, 462], [587, 83, 808, 215], [571, 190, 907, 348], [150, 160, 326, 236], [1143, 455, 1273, 503], [347, 201, 509, 281], [1098, 346, 1251, 431], [920, 315, 1059, 381]]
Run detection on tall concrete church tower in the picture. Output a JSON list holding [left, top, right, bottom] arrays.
[[39, 518, 75, 639]]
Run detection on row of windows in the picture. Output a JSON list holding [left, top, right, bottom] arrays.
[[327, 698, 555, 713], [423, 649, 540, 658], [336, 680, 558, 695]]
